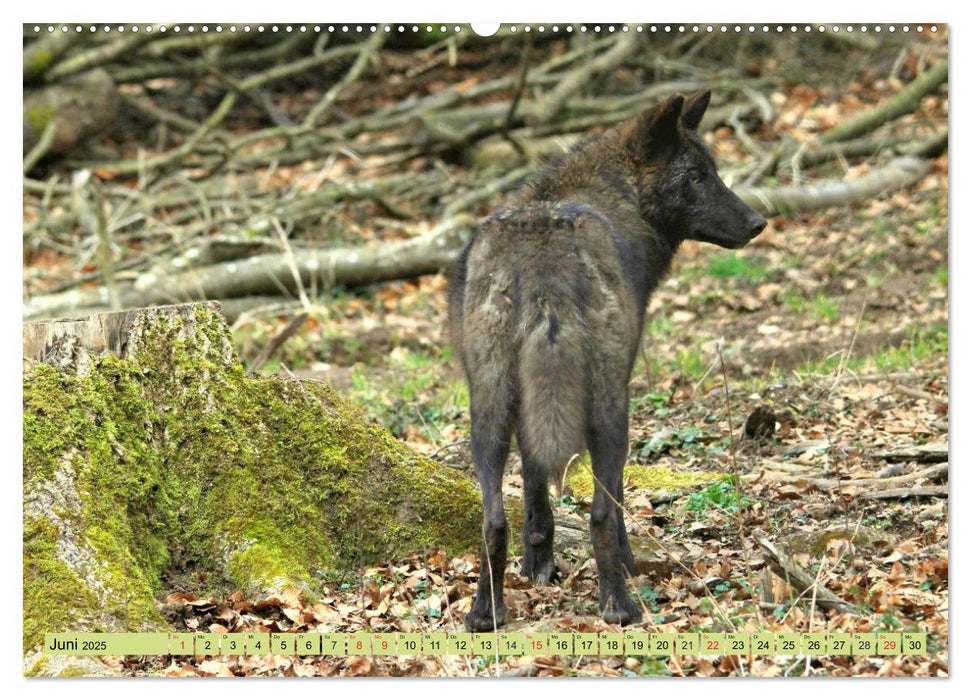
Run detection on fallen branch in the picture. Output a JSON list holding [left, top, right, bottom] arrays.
[[524, 32, 640, 125], [873, 443, 948, 463], [44, 30, 164, 83], [755, 535, 857, 614], [893, 384, 945, 404], [783, 130, 946, 173], [24, 215, 477, 320], [24, 154, 938, 320], [817, 61, 948, 145], [860, 486, 948, 500], [303, 30, 386, 128], [745, 463, 947, 492], [736, 156, 930, 217], [22, 118, 57, 174]]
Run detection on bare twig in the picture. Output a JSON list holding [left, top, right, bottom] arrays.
[[304, 31, 386, 129], [525, 32, 640, 125], [249, 312, 309, 373], [45, 30, 164, 82], [23, 118, 57, 174]]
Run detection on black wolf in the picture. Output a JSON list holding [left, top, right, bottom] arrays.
[[448, 91, 766, 631]]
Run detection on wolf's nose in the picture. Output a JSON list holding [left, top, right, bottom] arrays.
[[748, 214, 767, 238]]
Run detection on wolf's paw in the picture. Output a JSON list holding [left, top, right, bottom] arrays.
[[601, 593, 643, 627], [465, 599, 508, 632], [520, 553, 559, 585]]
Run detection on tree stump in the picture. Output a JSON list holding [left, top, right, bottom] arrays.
[[23, 303, 481, 662]]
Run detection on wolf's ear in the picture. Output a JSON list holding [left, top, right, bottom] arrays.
[[681, 90, 711, 131], [642, 94, 685, 142]]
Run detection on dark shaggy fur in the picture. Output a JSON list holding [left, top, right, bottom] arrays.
[[449, 91, 766, 631]]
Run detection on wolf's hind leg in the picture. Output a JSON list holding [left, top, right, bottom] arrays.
[[517, 430, 558, 585], [465, 385, 514, 632]]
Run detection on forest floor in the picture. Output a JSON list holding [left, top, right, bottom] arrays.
[[132, 167, 948, 677]]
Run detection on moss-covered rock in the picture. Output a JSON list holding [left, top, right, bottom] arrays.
[[23, 304, 482, 658]]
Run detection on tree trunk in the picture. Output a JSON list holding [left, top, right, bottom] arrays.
[[23, 303, 482, 659]]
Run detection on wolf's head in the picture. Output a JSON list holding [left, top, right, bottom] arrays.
[[622, 91, 766, 249]]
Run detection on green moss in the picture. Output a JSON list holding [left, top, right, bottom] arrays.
[[25, 103, 53, 134], [22, 519, 99, 652], [24, 658, 46, 677], [57, 666, 90, 677], [23, 304, 481, 656], [567, 463, 728, 501], [26, 49, 55, 78]]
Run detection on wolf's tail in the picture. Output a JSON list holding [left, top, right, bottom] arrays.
[[518, 308, 587, 481]]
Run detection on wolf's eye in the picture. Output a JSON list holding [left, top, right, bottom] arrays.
[[689, 170, 703, 184]]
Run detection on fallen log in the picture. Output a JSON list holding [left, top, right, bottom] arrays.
[[735, 156, 929, 217], [874, 442, 948, 463], [860, 486, 948, 500], [744, 462, 948, 492], [23, 216, 477, 320]]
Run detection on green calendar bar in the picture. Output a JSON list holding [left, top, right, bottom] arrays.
[[574, 632, 599, 656], [348, 632, 372, 655], [676, 632, 700, 655], [651, 633, 675, 655], [320, 633, 346, 656], [599, 632, 624, 656], [499, 632, 524, 656], [371, 633, 395, 655], [44, 633, 169, 656], [473, 632, 498, 656], [447, 632, 473, 656], [423, 632, 447, 655], [752, 632, 774, 655], [853, 633, 878, 656], [802, 633, 826, 656], [548, 632, 574, 655], [41, 630, 932, 657], [828, 633, 852, 655], [725, 632, 750, 655], [777, 633, 801, 655], [624, 631, 650, 655], [878, 633, 903, 656]]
